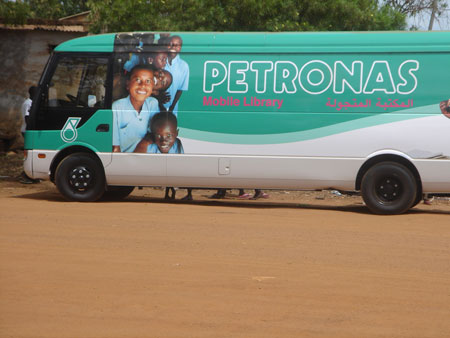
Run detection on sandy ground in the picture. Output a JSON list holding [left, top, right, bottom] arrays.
[[1, 179, 450, 338]]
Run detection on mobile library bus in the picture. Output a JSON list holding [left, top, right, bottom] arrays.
[[24, 31, 450, 214]]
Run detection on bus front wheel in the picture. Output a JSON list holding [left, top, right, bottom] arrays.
[[361, 162, 417, 215], [55, 152, 105, 202]]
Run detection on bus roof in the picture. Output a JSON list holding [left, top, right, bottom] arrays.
[[55, 31, 450, 54]]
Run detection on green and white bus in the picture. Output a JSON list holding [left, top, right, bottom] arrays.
[[24, 31, 450, 214]]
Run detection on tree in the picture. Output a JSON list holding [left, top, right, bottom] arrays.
[[0, 0, 29, 24], [87, 0, 407, 33], [27, 0, 89, 18], [0, 0, 89, 24], [382, 0, 446, 15], [382, 0, 449, 30], [1, 0, 407, 31]]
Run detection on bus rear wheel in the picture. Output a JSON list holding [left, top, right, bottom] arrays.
[[55, 152, 105, 202], [361, 162, 417, 215]]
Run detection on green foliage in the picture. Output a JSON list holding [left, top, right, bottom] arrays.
[[0, 0, 29, 24], [297, 0, 406, 31], [0, 0, 89, 24], [1, 0, 406, 31], [28, 0, 89, 18], [87, 0, 406, 33]]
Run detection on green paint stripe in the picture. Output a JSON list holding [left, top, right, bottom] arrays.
[[180, 104, 440, 144]]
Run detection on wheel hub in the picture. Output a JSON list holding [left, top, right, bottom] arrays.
[[376, 177, 401, 202], [69, 166, 93, 191]]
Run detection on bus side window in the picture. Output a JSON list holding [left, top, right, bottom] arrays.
[[46, 56, 108, 108]]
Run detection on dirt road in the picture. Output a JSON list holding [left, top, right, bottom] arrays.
[[1, 181, 450, 338]]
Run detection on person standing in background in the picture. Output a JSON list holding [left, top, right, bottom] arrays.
[[20, 86, 40, 184], [21, 86, 37, 139]]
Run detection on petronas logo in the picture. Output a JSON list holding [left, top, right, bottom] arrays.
[[61, 117, 81, 143]]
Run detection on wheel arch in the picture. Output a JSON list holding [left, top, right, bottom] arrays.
[[355, 153, 422, 197], [49, 145, 104, 183]]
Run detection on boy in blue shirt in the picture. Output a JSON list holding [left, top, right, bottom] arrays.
[[112, 65, 158, 152], [133, 111, 183, 154], [164, 35, 189, 115], [133, 111, 191, 200]]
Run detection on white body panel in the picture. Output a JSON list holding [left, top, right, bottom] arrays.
[[25, 149, 450, 193], [105, 153, 166, 186], [165, 155, 362, 191], [25, 113, 450, 193]]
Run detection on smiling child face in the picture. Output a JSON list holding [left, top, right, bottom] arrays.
[[168, 36, 182, 59], [152, 52, 168, 69], [153, 69, 172, 92], [154, 121, 178, 153], [127, 68, 154, 108]]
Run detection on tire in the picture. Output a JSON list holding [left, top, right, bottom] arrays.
[[411, 191, 423, 208], [361, 161, 417, 215], [55, 152, 105, 202], [101, 186, 135, 200]]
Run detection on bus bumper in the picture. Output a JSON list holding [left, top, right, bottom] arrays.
[[23, 150, 33, 178], [24, 150, 55, 180]]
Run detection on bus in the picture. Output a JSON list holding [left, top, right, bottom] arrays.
[[24, 31, 450, 214]]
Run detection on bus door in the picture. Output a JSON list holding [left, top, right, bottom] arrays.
[[33, 53, 113, 165]]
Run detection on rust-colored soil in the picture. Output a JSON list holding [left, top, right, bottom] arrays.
[[1, 178, 450, 338]]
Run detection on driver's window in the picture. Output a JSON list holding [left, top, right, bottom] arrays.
[[47, 56, 108, 108]]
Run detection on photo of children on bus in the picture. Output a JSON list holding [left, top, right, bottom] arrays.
[[439, 99, 450, 119], [112, 32, 189, 153], [133, 111, 184, 154]]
